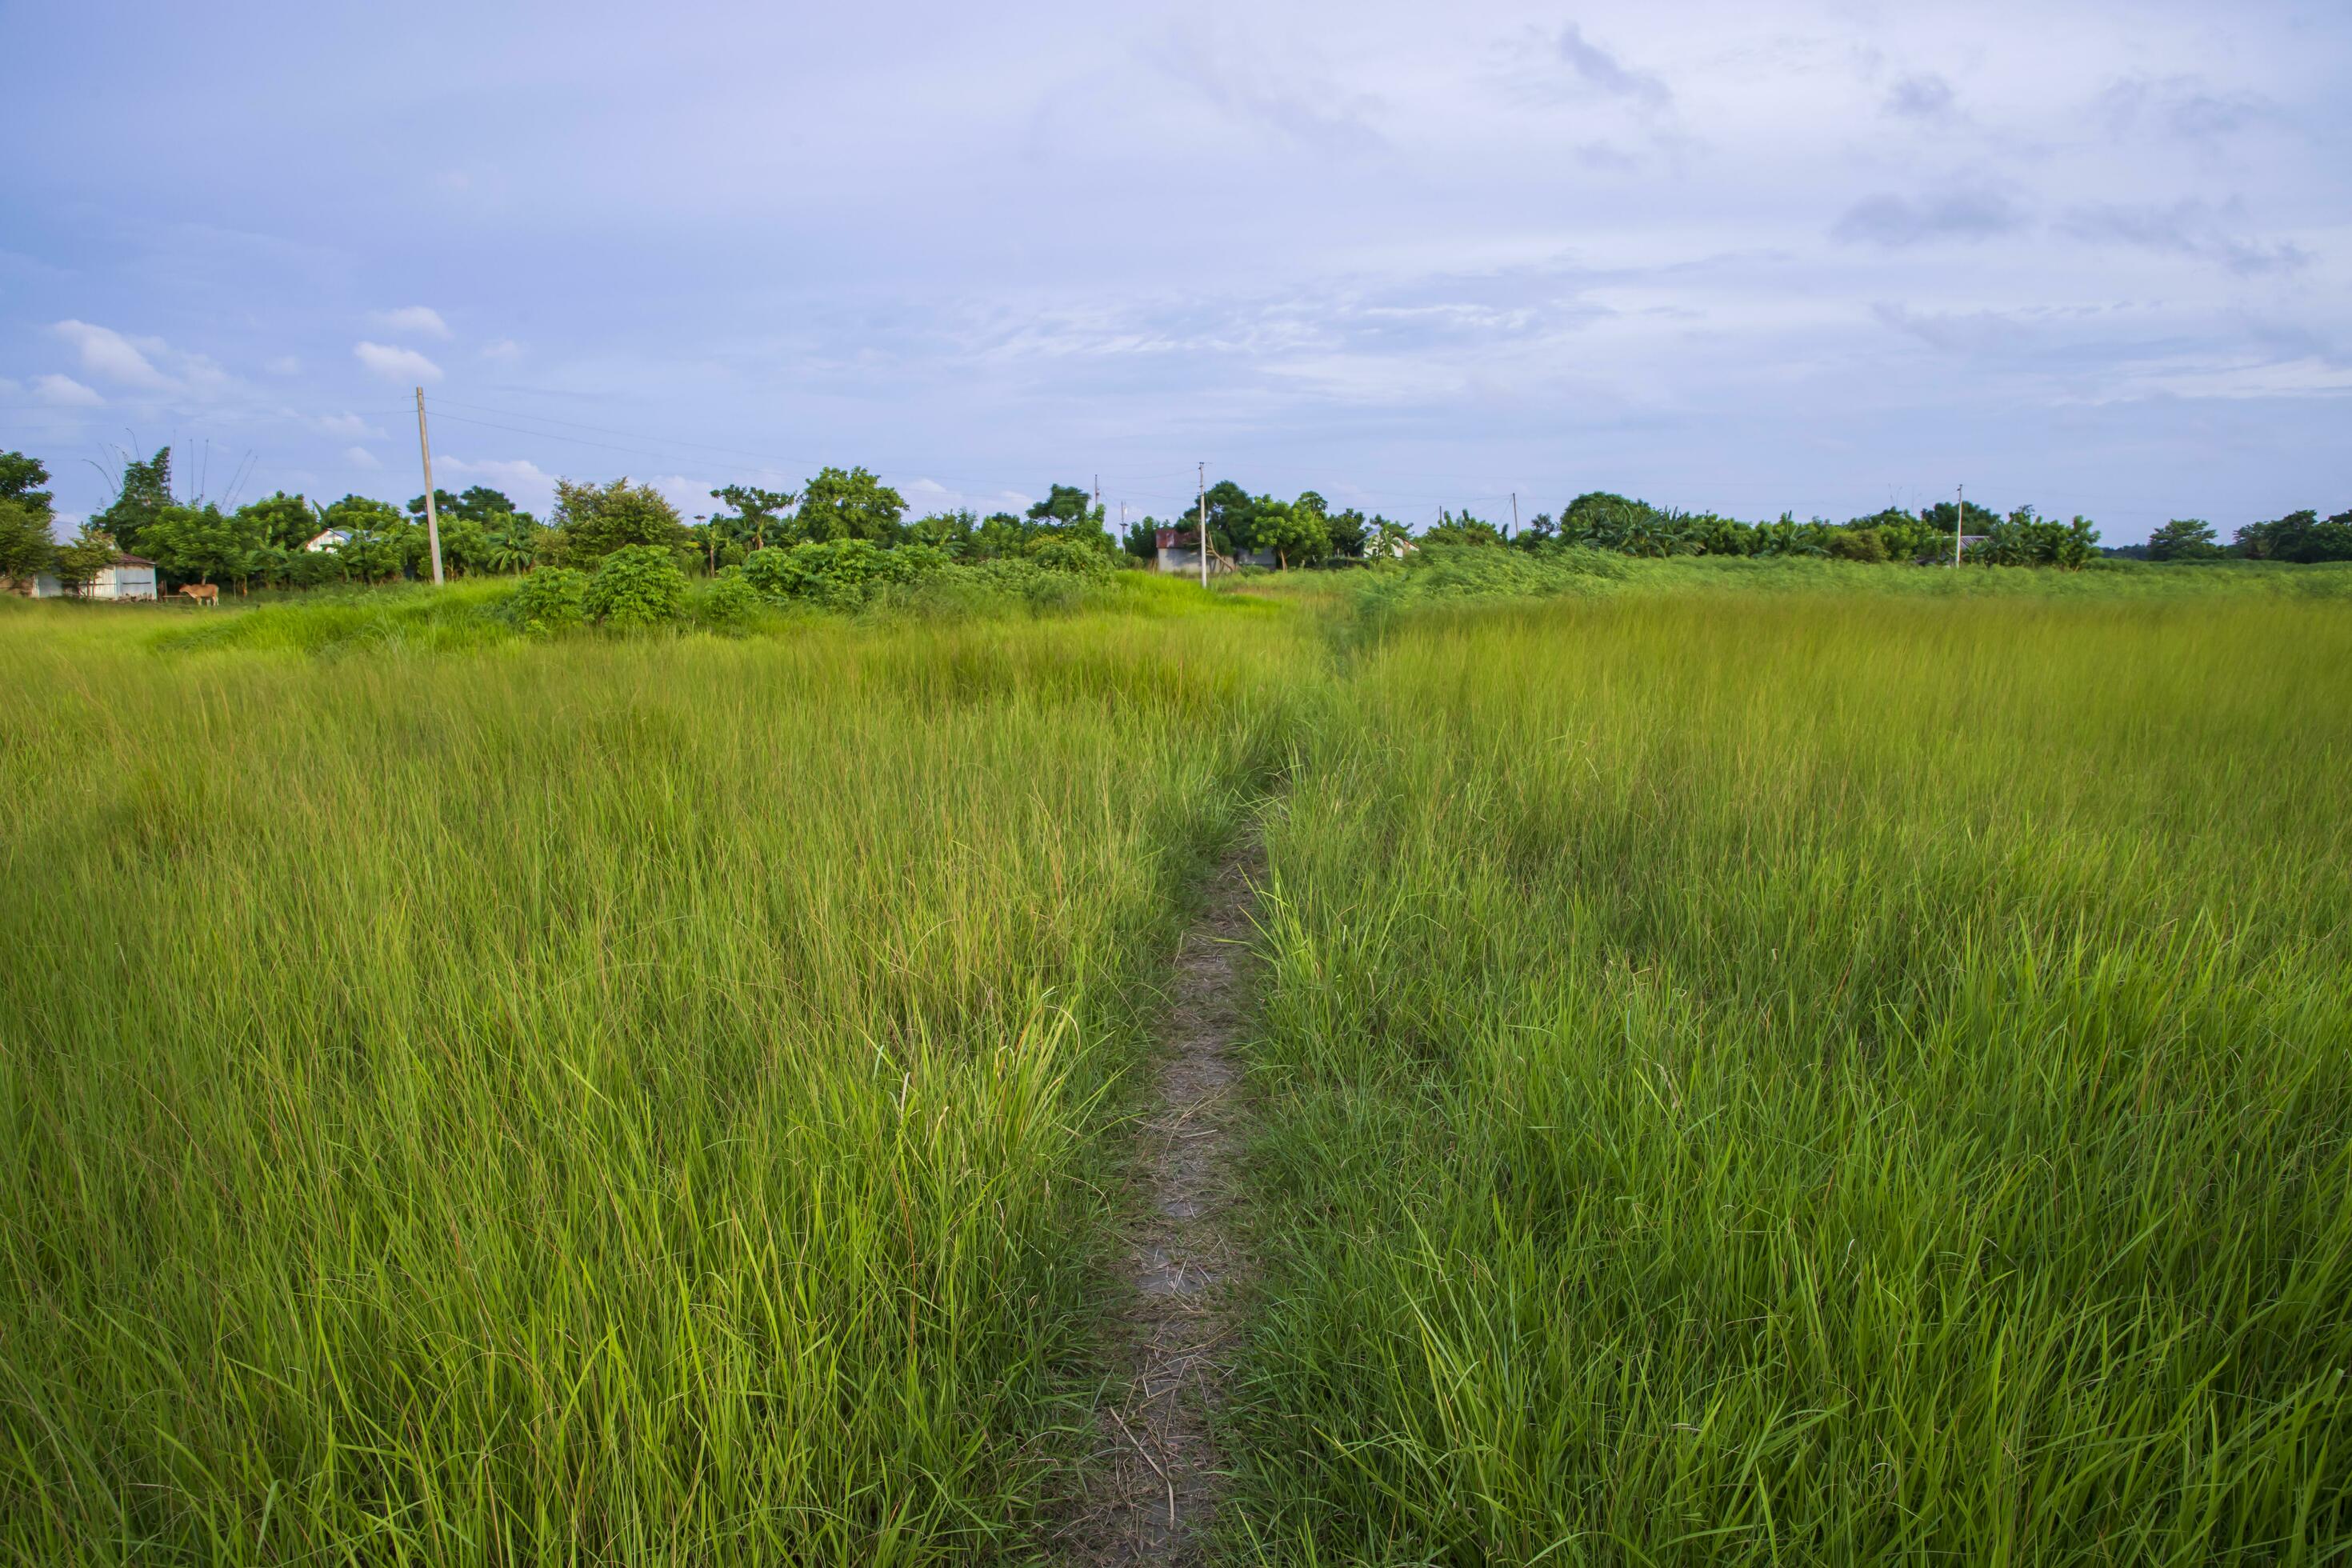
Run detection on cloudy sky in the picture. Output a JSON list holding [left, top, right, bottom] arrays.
[[2, 0, 2346, 541]]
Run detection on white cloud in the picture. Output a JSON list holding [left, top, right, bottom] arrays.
[[480, 338, 523, 361], [345, 446, 382, 470], [266, 354, 302, 376], [650, 474, 718, 518], [51, 320, 171, 387], [898, 477, 1027, 516], [354, 341, 443, 382], [317, 410, 386, 438], [372, 306, 451, 339], [36, 374, 103, 406], [435, 455, 557, 511]]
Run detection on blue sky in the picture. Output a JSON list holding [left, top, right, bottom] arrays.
[[2, 0, 2346, 542]]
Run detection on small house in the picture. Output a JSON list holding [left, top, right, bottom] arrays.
[[23, 554, 158, 600], [303, 528, 350, 553], [1152, 526, 1274, 575], [92, 555, 158, 600]]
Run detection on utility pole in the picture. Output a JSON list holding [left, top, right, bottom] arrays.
[[1510, 491, 1518, 542], [1198, 462, 1208, 589], [1953, 483, 1964, 568], [1093, 474, 1101, 522], [414, 386, 445, 586]]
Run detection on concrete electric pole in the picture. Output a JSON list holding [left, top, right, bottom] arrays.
[[415, 386, 445, 586]]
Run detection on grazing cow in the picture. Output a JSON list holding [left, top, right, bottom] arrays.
[[178, 583, 220, 608]]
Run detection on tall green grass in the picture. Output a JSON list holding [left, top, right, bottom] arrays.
[[0, 607, 1301, 1562], [9, 574, 2351, 1564], [1237, 594, 2352, 1562]]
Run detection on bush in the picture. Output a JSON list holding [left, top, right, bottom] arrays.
[[506, 567, 590, 634], [693, 566, 764, 634], [742, 539, 954, 611], [1029, 538, 1114, 578], [1353, 543, 1630, 614], [585, 546, 688, 628], [1826, 526, 1890, 563]]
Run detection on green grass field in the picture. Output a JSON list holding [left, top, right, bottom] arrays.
[[3, 571, 2349, 1563], [0, 603, 1302, 1561], [1239, 593, 2352, 1562]]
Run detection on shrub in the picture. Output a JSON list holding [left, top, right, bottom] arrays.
[[1030, 538, 1114, 578], [506, 567, 590, 634], [693, 566, 764, 634], [745, 539, 874, 609], [878, 543, 955, 584], [585, 546, 688, 628], [549, 478, 687, 566], [1354, 543, 1629, 612], [1826, 526, 1890, 563], [742, 539, 954, 610]]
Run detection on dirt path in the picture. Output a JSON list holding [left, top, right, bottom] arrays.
[[1066, 838, 1260, 1566]]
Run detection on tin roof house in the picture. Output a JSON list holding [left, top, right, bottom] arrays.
[[1152, 526, 1274, 575], [20, 554, 158, 601]]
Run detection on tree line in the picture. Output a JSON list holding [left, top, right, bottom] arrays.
[[5, 444, 2347, 598]]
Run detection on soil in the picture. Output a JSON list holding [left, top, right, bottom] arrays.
[[1062, 838, 1260, 1565]]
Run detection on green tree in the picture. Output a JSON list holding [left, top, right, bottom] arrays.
[[0, 452, 57, 587], [413, 486, 537, 574], [405, 488, 461, 523], [54, 523, 118, 597], [1843, 506, 1932, 562], [1687, 514, 1757, 557], [1559, 492, 1650, 547], [91, 448, 173, 555], [1120, 515, 1158, 561], [1026, 483, 1098, 528], [1825, 526, 1890, 563], [1245, 496, 1329, 568], [971, 511, 1033, 561], [2234, 510, 2352, 563], [451, 486, 526, 524], [237, 492, 319, 552], [1423, 510, 1504, 547], [0, 450, 55, 513], [551, 478, 687, 566], [437, 515, 496, 576], [2146, 518, 2222, 562], [912, 509, 980, 556], [1964, 508, 2099, 569], [1323, 506, 1370, 559], [483, 516, 544, 574], [1750, 513, 1831, 558], [0, 498, 54, 587], [796, 467, 905, 545], [710, 484, 796, 552], [320, 495, 414, 583], [1022, 482, 1114, 556], [1194, 481, 1253, 558], [140, 502, 271, 592]]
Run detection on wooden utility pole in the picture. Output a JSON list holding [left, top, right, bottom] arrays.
[[414, 386, 445, 586], [1198, 462, 1208, 588], [1953, 483, 1964, 568]]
